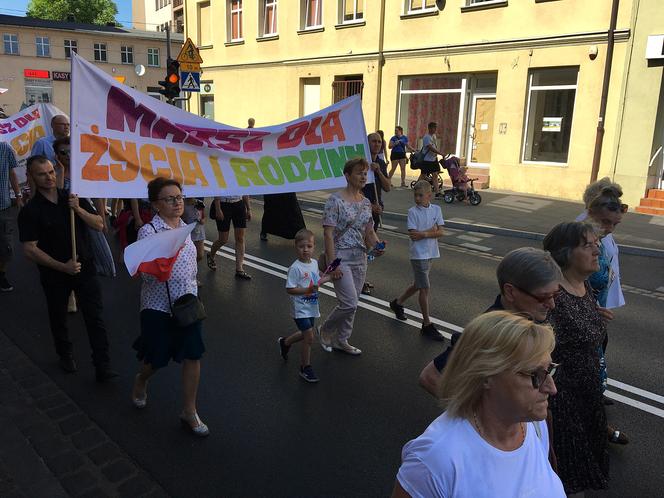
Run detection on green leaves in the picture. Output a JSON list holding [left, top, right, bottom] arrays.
[[26, 0, 119, 26]]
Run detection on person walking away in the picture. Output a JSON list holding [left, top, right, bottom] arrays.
[[418, 122, 443, 197], [131, 177, 209, 436], [318, 158, 385, 355], [278, 229, 335, 383], [361, 132, 391, 295], [0, 141, 23, 292], [207, 195, 252, 279], [388, 126, 413, 188], [17, 155, 117, 381], [389, 181, 445, 341]]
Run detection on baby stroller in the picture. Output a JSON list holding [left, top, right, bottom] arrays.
[[440, 155, 482, 206]]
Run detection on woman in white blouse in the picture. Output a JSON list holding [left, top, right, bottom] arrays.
[[131, 177, 208, 437], [392, 312, 564, 498]]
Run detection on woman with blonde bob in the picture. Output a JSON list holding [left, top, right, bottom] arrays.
[[392, 312, 564, 498]]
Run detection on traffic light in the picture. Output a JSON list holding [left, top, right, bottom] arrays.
[[158, 58, 180, 101]]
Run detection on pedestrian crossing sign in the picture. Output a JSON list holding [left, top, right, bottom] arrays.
[[180, 71, 201, 92]]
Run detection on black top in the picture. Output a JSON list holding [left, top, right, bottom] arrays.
[[18, 189, 96, 280], [362, 157, 388, 208], [432, 295, 504, 372]]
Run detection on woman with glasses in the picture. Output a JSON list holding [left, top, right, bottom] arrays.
[[131, 177, 209, 437], [543, 222, 610, 495], [392, 311, 563, 498]]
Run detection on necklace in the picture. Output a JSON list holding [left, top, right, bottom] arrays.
[[473, 412, 525, 448]]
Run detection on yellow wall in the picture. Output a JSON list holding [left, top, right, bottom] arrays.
[[184, 0, 660, 204]]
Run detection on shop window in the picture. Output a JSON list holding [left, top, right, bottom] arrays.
[[121, 46, 134, 64], [340, 0, 363, 23], [227, 0, 243, 41], [4, 34, 19, 55], [198, 2, 212, 46], [522, 67, 578, 164], [148, 47, 160, 67], [25, 78, 52, 105], [332, 75, 363, 103], [302, 0, 323, 29], [64, 39, 77, 59], [94, 43, 107, 62], [398, 75, 465, 155], [36, 36, 50, 57], [260, 0, 278, 37], [406, 0, 436, 13]]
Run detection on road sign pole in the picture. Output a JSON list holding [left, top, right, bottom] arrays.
[[165, 26, 174, 105]]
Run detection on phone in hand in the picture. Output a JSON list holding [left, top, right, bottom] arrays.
[[324, 257, 342, 274]]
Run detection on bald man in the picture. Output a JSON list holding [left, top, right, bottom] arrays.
[[31, 115, 70, 163]]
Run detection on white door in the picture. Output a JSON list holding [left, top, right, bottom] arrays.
[[302, 78, 320, 117]]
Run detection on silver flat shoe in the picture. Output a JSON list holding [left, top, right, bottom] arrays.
[[180, 412, 210, 437], [131, 374, 147, 409], [316, 326, 332, 353]]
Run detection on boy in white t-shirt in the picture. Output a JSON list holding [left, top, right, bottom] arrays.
[[278, 229, 333, 383], [390, 181, 445, 341]]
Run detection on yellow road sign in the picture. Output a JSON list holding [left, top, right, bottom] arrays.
[[113, 76, 126, 83], [180, 62, 201, 72], [177, 38, 203, 64]]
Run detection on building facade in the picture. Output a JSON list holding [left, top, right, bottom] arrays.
[[0, 14, 183, 117], [133, 0, 185, 34], [181, 0, 664, 208]]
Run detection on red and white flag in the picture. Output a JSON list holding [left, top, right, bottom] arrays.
[[124, 224, 196, 281]]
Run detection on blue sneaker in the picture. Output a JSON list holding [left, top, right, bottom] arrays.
[[299, 365, 319, 383]]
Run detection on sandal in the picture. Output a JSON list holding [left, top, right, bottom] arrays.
[[206, 253, 217, 271], [235, 270, 252, 280], [361, 283, 372, 296], [131, 374, 147, 409], [332, 341, 362, 356], [608, 428, 629, 445], [179, 412, 210, 437]]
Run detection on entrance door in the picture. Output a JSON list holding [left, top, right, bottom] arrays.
[[301, 77, 320, 117], [468, 96, 495, 166]]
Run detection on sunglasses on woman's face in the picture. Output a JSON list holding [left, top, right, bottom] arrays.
[[518, 362, 559, 389], [511, 284, 560, 304], [601, 201, 628, 213]]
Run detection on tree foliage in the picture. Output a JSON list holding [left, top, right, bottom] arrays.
[[27, 0, 119, 26]]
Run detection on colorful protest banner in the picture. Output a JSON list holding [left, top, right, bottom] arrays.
[[0, 103, 64, 184], [70, 53, 370, 199]]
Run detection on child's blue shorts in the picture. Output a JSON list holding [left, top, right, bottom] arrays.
[[294, 317, 316, 332]]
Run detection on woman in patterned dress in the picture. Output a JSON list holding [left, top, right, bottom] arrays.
[[318, 158, 384, 355], [131, 177, 208, 437], [543, 222, 609, 495]]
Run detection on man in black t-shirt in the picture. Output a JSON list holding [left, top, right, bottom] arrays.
[[17, 155, 117, 382], [418, 247, 562, 397]]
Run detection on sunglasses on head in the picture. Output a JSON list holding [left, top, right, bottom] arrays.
[[518, 362, 559, 389], [600, 201, 628, 213]]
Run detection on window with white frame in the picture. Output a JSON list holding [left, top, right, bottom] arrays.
[[228, 0, 243, 41], [260, 0, 278, 37], [148, 47, 160, 67], [302, 0, 322, 29], [64, 39, 77, 59], [406, 0, 436, 13], [522, 67, 578, 164], [36, 36, 50, 57], [121, 46, 134, 64], [340, 0, 363, 23], [94, 43, 107, 62], [3, 34, 18, 55]]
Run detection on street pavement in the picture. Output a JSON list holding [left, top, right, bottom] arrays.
[[1, 187, 663, 497]]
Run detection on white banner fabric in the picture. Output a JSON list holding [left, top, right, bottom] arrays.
[[70, 53, 370, 199], [0, 103, 65, 184]]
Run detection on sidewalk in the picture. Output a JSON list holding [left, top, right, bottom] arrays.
[[0, 330, 168, 498], [298, 186, 664, 258]]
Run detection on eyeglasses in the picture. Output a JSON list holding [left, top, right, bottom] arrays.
[[600, 201, 628, 213], [511, 284, 560, 304], [518, 362, 559, 389], [57, 150, 71, 156], [158, 194, 185, 205]]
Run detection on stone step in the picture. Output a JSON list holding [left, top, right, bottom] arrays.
[[635, 205, 664, 216], [639, 197, 664, 208], [646, 188, 664, 200]]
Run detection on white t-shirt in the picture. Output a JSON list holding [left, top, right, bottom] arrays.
[[422, 134, 438, 162], [397, 412, 565, 498], [575, 212, 625, 308], [286, 259, 321, 319], [407, 204, 445, 260]]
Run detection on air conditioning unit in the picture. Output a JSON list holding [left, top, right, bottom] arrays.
[[646, 35, 664, 60]]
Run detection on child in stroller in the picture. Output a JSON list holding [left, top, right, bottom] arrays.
[[439, 155, 482, 205]]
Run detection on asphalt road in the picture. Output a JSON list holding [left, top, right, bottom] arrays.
[[2, 198, 663, 497]]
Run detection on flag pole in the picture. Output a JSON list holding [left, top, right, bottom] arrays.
[[70, 208, 77, 262], [372, 179, 382, 229]]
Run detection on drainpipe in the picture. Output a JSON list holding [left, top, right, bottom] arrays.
[[374, 0, 386, 131], [590, 0, 620, 183]]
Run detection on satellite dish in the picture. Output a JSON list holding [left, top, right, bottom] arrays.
[[135, 64, 146, 77]]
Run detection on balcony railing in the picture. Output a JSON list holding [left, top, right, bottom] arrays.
[[332, 80, 364, 103]]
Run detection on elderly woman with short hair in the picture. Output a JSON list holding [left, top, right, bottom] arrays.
[[393, 311, 564, 498], [544, 222, 610, 495]]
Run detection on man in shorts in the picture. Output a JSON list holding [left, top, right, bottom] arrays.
[[418, 122, 443, 197], [207, 195, 252, 279]]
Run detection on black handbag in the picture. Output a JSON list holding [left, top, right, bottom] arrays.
[[166, 281, 206, 327]]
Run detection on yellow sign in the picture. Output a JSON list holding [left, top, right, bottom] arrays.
[[113, 76, 126, 83], [180, 62, 201, 72], [176, 38, 203, 64]]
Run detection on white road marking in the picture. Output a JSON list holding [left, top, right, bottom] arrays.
[[203, 240, 664, 418], [380, 224, 398, 230], [459, 243, 492, 252], [446, 217, 475, 223], [488, 195, 553, 213], [305, 208, 324, 214], [485, 204, 533, 213], [648, 216, 664, 226], [656, 286, 664, 293], [457, 235, 484, 243]]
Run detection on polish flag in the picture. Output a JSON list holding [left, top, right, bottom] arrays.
[[124, 223, 196, 281]]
